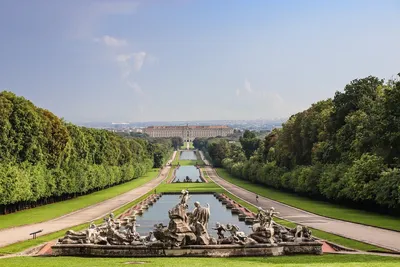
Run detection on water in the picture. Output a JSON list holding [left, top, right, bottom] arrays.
[[180, 151, 197, 160], [134, 194, 252, 236], [173, 166, 201, 182]]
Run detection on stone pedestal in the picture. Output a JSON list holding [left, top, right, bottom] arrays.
[[52, 242, 322, 257]]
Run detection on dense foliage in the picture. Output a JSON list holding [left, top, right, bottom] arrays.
[[0, 92, 172, 214], [195, 75, 400, 214]]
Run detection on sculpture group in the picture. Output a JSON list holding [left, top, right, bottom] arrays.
[[174, 176, 201, 183], [57, 190, 313, 247]]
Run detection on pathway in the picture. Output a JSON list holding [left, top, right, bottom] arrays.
[[199, 152, 400, 252], [0, 151, 177, 248]]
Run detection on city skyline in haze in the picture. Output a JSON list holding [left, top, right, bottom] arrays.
[[1, 0, 399, 123]]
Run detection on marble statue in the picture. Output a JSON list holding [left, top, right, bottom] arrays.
[[212, 222, 226, 239], [179, 189, 190, 207], [57, 191, 314, 248]]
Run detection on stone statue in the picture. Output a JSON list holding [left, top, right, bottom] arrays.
[[255, 207, 268, 228], [224, 223, 250, 244], [255, 206, 279, 229], [190, 201, 210, 229], [179, 189, 190, 207], [290, 225, 312, 241], [183, 176, 193, 182], [266, 207, 279, 228], [57, 192, 314, 249], [212, 222, 226, 239]]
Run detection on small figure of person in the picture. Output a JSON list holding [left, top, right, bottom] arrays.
[[256, 194, 259, 203]]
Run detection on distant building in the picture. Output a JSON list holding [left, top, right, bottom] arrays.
[[143, 125, 234, 142]]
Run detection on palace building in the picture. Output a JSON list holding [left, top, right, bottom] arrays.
[[143, 125, 234, 142]]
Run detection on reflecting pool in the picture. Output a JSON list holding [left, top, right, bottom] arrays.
[[135, 194, 251, 235], [173, 166, 201, 182], [180, 150, 197, 160]]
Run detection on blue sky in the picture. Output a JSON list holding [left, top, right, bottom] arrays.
[[1, 0, 399, 123]]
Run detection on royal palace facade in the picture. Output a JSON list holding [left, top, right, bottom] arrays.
[[143, 125, 234, 141]]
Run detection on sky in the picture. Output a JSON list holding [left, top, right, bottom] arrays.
[[1, 0, 399, 123]]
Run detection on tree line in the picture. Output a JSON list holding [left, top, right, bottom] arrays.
[[194, 74, 400, 215], [0, 92, 172, 214]]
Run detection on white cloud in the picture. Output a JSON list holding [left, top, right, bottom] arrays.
[[116, 52, 147, 71], [95, 35, 127, 47], [127, 81, 144, 94], [132, 52, 147, 71], [116, 54, 132, 62], [236, 89, 240, 96], [244, 79, 253, 93], [115, 52, 147, 81]]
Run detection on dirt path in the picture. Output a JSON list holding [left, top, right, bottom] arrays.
[[0, 151, 177, 248], [199, 152, 400, 252]]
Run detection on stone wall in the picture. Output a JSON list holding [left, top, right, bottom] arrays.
[[52, 242, 322, 257]]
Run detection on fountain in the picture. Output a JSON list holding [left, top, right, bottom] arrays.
[[52, 190, 322, 257], [170, 166, 206, 183]]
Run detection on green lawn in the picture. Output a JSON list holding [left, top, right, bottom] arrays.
[[160, 171, 388, 252], [216, 168, 400, 232], [157, 179, 223, 193], [0, 191, 154, 255], [1, 255, 399, 267], [223, 192, 386, 252], [0, 166, 391, 256], [180, 141, 194, 150], [0, 169, 161, 230]]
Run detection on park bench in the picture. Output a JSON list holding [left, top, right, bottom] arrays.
[[30, 229, 43, 239]]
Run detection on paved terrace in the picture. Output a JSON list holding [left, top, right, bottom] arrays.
[[0, 151, 177, 248]]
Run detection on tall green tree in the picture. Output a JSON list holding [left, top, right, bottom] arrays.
[[239, 130, 260, 159]]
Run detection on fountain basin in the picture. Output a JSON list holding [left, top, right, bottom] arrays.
[[52, 242, 322, 257]]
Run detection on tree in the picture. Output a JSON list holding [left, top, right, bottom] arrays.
[[239, 130, 260, 159], [207, 140, 230, 167], [171, 137, 184, 150]]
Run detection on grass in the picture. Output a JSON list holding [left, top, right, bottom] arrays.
[[172, 150, 204, 166], [180, 141, 194, 150], [223, 192, 386, 252], [0, 159, 390, 256], [158, 161, 220, 193], [165, 166, 175, 183], [0, 169, 161, 230], [204, 169, 388, 252], [215, 168, 400, 232], [1, 174, 387, 255], [0, 190, 154, 255], [1, 255, 399, 267]]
